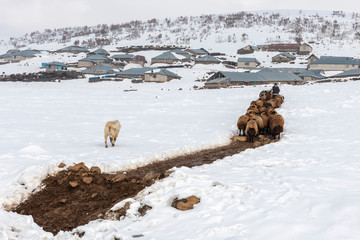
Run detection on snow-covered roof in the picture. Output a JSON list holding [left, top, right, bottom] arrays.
[[330, 69, 360, 78], [195, 55, 220, 63], [7, 49, 40, 58], [91, 48, 109, 55], [57, 45, 89, 53], [145, 69, 181, 79], [82, 63, 116, 75], [272, 52, 296, 59], [153, 51, 190, 61], [117, 67, 154, 76]]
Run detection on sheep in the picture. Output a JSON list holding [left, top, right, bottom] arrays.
[[249, 113, 264, 134], [266, 99, 277, 108], [104, 120, 121, 148], [245, 119, 258, 143], [247, 105, 260, 114], [260, 112, 269, 134], [273, 95, 284, 108], [259, 90, 272, 101], [237, 115, 250, 136], [269, 114, 285, 140], [255, 99, 265, 108]]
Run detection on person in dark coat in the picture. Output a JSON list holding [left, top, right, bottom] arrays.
[[271, 83, 280, 96]]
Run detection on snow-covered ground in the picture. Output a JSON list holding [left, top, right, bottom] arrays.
[[1, 74, 360, 239]]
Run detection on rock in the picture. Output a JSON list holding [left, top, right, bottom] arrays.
[[82, 177, 93, 184], [131, 179, 137, 183], [91, 193, 98, 198], [69, 181, 79, 188], [59, 198, 67, 204], [253, 141, 262, 147], [143, 172, 155, 182], [138, 204, 152, 217], [90, 166, 101, 174], [233, 136, 247, 142], [172, 196, 200, 211], [68, 162, 89, 173], [110, 173, 126, 183], [163, 170, 174, 178], [58, 163, 66, 168]]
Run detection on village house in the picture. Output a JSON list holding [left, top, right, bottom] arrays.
[[264, 43, 312, 54], [185, 48, 208, 56], [2, 49, 40, 62], [151, 51, 191, 65], [144, 69, 181, 82], [115, 67, 153, 80], [87, 48, 110, 57], [78, 55, 112, 68], [129, 55, 147, 67], [308, 56, 360, 71], [272, 52, 296, 63], [329, 69, 360, 79], [194, 55, 220, 65], [111, 54, 134, 63], [82, 63, 118, 75], [306, 54, 319, 65], [298, 43, 313, 55], [44, 62, 67, 73], [237, 58, 261, 68], [56, 45, 89, 54], [205, 69, 303, 88], [270, 67, 325, 81], [237, 45, 259, 54]]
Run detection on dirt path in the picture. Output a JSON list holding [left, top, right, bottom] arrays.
[[12, 137, 273, 235]]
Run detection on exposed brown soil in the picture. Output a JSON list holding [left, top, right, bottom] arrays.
[[12, 137, 274, 235]]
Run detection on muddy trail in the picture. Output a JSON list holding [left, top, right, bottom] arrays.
[[12, 137, 275, 235]]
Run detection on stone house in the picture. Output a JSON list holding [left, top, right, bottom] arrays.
[[194, 55, 220, 65], [78, 55, 112, 68], [151, 51, 191, 65], [129, 55, 147, 67], [237, 58, 261, 68], [272, 53, 296, 63], [308, 56, 360, 71], [144, 69, 181, 82], [45, 62, 67, 73]]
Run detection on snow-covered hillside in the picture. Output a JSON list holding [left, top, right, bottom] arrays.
[[1, 10, 360, 57]]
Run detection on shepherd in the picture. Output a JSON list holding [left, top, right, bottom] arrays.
[[271, 83, 280, 96]]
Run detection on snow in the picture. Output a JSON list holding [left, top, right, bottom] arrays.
[[1, 75, 360, 239]]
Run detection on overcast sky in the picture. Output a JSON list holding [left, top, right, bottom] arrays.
[[1, 0, 359, 38]]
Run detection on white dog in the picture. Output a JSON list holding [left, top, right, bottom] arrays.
[[104, 120, 121, 148]]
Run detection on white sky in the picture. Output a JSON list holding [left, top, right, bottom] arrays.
[[1, 0, 359, 38]]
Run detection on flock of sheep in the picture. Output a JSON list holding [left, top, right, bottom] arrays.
[[237, 90, 285, 143]]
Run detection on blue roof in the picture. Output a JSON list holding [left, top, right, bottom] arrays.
[[82, 63, 116, 75], [310, 56, 360, 65], [145, 69, 181, 78], [91, 48, 109, 55], [210, 69, 303, 83], [195, 55, 220, 63], [6, 49, 40, 57], [237, 58, 260, 64], [331, 69, 360, 78], [272, 52, 296, 59], [298, 70, 325, 79], [79, 54, 111, 62], [111, 54, 134, 59], [153, 51, 191, 61]]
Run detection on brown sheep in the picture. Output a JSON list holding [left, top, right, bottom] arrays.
[[104, 120, 121, 148], [247, 105, 260, 114], [266, 99, 277, 108], [260, 112, 269, 134], [237, 115, 250, 136], [249, 113, 264, 134], [245, 119, 258, 143], [255, 99, 265, 108], [269, 114, 285, 140]]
